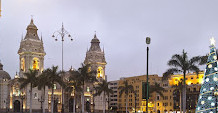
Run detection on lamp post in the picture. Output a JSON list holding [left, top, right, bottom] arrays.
[[146, 37, 151, 113], [20, 92, 25, 113], [38, 96, 44, 113], [52, 23, 73, 113]]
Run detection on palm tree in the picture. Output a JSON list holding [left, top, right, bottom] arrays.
[[172, 80, 183, 113], [94, 80, 113, 113], [163, 50, 202, 113], [77, 63, 97, 113], [118, 80, 134, 113], [149, 83, 165, 113], [18, 69, 38, 113], [46, 66, 63, 113], [65, 70, 83, 113], [37, 70, 53, 113]]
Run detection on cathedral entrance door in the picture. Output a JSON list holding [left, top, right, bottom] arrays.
[[86, 101, 91, 112], [13, 100, 21, 112], [54, 98, 58, 112], [69, 98, 74, 112]]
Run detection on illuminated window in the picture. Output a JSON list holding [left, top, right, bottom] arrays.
[[87, 87, 90, 92], [54, 84, 57, 89], [21, 58, 25, 71], [97, 67, 104, 78], [32, 57, 39, 70], [13, 84, 20, 96]]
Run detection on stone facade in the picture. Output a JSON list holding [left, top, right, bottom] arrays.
[[84, 34, 107, 81], [0, 19, 109, 113], [0, 63, 11, 112], [84, 34, 108, 112], [18, 18, 46, 76], [9, 18, 48, 112]]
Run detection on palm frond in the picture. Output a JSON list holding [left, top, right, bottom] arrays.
[[18, 69, 38, 89], [118, 80, 134, 97], [94, 80, 113, 97], [172, 54, 184, 65], [199, 55, 208, 65], [163, 68, 182, 80], [188, 65, 200, 75], [189, 56, 201, 64], [150, 83, 165, 97], [168, 59, 182, 68], [172, 80, 183, 91]]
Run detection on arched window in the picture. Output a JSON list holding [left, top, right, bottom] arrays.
[[97, 67, 104, 78], [13, 84, 20, 96], [21, 58, 25, 71], [32, 57, 39, 70]]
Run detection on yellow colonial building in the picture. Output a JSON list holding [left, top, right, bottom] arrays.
[[118, 74, 162, 113], [117, 72, 204, 113]]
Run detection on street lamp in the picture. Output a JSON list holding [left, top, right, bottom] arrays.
[[52, 23, 73, 113], [20, 92, 25, 113], [146, 37, 151, 113], [38, 96, 45, 113]]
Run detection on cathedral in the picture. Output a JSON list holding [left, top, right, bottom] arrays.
[[0, 18, 107, 113]]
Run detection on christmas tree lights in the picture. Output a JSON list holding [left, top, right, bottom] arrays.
[[196, 37, 218, 113]]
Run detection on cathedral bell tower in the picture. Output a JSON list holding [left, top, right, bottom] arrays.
[[18, 18, 46, 76], [84, 34, 107, 81]]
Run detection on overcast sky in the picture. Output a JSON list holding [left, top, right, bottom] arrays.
[[0, 0, 218, 81]]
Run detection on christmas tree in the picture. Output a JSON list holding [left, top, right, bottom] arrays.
[[196, 37, 218, 113]]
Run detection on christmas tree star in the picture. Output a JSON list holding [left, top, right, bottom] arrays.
[[210, 37, 216, 46]]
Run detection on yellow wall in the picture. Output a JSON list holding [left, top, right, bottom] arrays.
[[117, 72, 203, 113], [118, 75, 162, 113], [169, 72, 204, 86]]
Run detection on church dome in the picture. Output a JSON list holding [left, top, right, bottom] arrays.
[[0, 63, 11, 80], [89, 34, 102, 52], [26, 18, 38, 30], [91, 34, 100, 43]]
